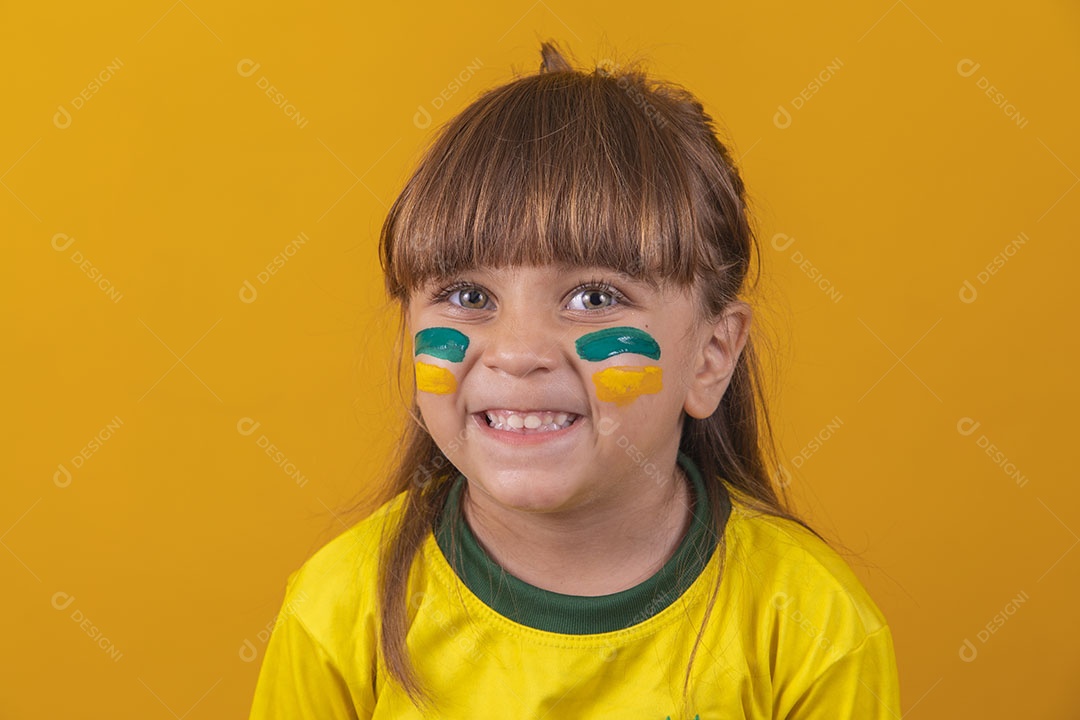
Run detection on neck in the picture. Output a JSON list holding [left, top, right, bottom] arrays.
[[459, 459, 693, 596]]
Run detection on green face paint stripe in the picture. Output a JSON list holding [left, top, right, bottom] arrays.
[[414, 327, 470, 362], [575, 327, 661, 361]]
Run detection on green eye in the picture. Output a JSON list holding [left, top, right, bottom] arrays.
[[450, 286, 489, 309]]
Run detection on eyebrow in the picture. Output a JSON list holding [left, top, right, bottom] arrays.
[[424, 265, 655, 292], [543, 264, 650, 284]]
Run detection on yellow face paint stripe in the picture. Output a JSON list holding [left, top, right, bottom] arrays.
[[415, 361, 456, 395], [592, 366, 663, 406]]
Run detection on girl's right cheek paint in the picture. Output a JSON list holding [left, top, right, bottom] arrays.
[[414, 327, 470, 395], [415, 361, 457, 394], [414, 327, 470, 362]]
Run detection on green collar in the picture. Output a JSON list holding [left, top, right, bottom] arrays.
[[433, 451, 729, 634]]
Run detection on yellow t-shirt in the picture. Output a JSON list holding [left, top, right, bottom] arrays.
[[248, 451, 901, 718]]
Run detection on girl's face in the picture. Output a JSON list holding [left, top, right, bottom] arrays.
[[406, 262, 749, 514]]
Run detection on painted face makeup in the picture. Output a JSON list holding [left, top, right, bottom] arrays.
[[415, 361, 457, 394], [592, 366, 663, 406], [576, 326, 664, 406], [574, 326, 661, 361], [414, 327, 470, 395], [414, 327, 470, 362]]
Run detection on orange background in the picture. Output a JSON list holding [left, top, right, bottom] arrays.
[[4, 1, 1077, 717]]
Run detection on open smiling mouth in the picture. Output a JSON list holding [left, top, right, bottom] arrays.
[[478, 409, 582, 434]]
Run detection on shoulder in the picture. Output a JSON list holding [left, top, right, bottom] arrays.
[[720, 495, 901, 713], [723, 492, 891, 651], [277, 492, 409, 644], [249, 494, 411, 716]]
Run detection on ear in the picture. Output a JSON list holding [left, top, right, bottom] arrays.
[[683, 301, 752, 419]]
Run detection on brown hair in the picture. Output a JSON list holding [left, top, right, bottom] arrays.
[[351, 39, 831, 714]]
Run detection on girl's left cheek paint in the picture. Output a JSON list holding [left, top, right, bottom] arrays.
[[576, 326, 664, 406], [574, 326, 660, 361], [414, 327, 470, 395], [592, 366, 663, 406]]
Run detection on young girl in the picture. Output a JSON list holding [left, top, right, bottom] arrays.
[[248, 41, 901, 719]]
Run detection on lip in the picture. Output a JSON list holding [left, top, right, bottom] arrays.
[[478, 407, 580, 415], [472, 412, 585, 446]]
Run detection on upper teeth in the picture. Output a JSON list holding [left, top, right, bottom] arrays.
[[484, 410, 577, 432]]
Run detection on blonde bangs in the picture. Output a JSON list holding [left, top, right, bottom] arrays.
[[379, 69, 712, 302]]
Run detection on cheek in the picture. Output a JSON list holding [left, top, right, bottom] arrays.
[[576, 326, 664, 406], [414, 373, 467, 455], [574, 326, 661, 362], [413, 326, 471, 395], [414, 327, 470, 362], [415, 361, 456, 394], [591, 366, 663, 406]]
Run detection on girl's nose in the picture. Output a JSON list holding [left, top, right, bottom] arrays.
[[479, 312, 567, 378]]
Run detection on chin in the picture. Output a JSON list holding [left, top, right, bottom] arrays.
[[468, 466, 583, 513]]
